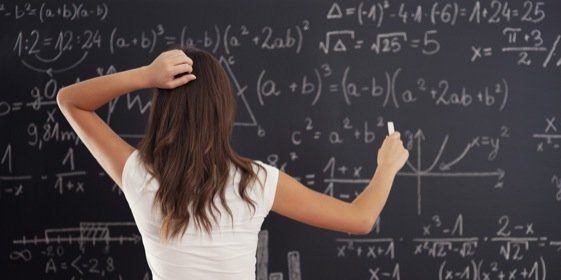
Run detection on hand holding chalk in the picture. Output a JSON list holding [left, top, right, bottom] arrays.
[[378, 121, 408, 173]]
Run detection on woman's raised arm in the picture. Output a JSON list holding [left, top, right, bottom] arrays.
[[271, 132, 409, 235], [56, 49, 196, 188]]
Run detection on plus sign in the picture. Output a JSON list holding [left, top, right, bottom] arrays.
[[338, 166, 348, 174], [66, 180, 74, 190], [289, 82, 298, 92]]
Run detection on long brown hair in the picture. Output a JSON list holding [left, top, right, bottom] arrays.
[[137, 46, 264, 242]]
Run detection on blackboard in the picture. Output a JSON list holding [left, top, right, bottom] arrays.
[[2, 0, 561, 279]]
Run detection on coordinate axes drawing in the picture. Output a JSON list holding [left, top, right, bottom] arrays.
[[322, 130, 505, 215]]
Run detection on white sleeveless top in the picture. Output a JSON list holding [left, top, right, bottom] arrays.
[[121, 150, 279, 280]]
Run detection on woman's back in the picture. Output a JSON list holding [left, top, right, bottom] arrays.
[[121, 150, 279, 280], [56, 47, 408, 280]]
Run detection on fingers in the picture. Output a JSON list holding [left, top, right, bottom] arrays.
[[170, 54, 193, 66], [167, 50, 193, 65], [382, 131, 405, 152], [159, 49, 194, 66], [150, 50, 198, 89], [167, 50, 194, 77], [172, 63, 193, 75], [383, 132, 401, 144], [377, 130, 409, 172], [167, 74, 197, 88]]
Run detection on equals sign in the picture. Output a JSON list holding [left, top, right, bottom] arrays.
[[60, 262, 67, 269], [12, 102, 22, 111], [410, 39, 420, 48], [346, 8, 356, 15], [481, 136, 490, 145], [329, 84, 338, 92], [483, 48, 492, 56], [305, 174, 315, 185], [313, 131, 321, 139], [164, 36, 177, 45], [459, 8, 467, 16], [512, 9, 519, 17], [43, 38, 52, 46], [354, 40, 363, 49]]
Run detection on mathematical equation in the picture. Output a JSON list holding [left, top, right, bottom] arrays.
[[334, 214, 560, 279], [2, 0, 560, 279]]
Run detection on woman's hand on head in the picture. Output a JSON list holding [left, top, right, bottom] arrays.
[[144, 49, 197, 89], [377, 132, 409, 174]]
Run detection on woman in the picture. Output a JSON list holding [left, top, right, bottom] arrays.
[[56, 47, 409, 279]]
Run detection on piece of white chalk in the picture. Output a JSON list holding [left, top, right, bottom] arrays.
[[387, 121, 395, 135]]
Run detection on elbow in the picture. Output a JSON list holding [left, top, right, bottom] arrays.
[[352, 215, 377, 235], [348, 203, 378, 235], [56, 87, 69, 109]]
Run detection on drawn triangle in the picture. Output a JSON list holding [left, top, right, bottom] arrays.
[[219, 57, 258, 127], [327, 3, 343, 19], [333, 39, 347, 52]]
